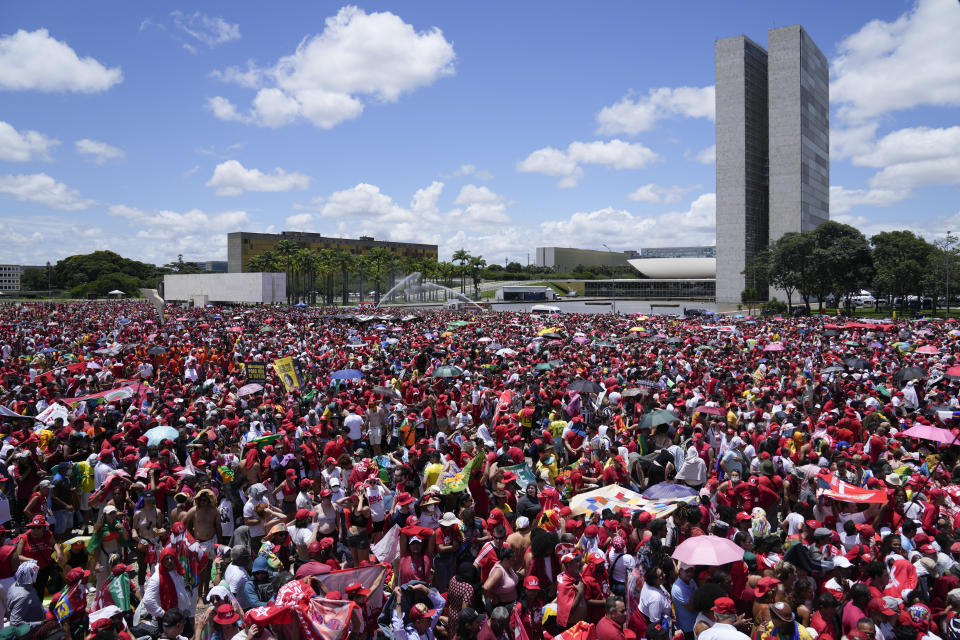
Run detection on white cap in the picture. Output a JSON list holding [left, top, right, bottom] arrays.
[[516, 516, 530, 529]]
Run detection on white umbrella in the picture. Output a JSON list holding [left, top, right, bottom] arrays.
[[496, 348, 517, 356], [108, 289, 124, 296]]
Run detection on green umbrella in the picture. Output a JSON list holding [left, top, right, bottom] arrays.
[[639, 409, 680, 429], [844, 340, 859, 346], [535, 362, 553, 370], [432, 365, 464, 378]]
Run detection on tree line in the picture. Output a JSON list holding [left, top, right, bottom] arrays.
[[744, 221, 959, 314], [245, 241, 490, 305]]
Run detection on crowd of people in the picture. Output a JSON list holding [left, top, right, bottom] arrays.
[[1, 300, 960, 640]]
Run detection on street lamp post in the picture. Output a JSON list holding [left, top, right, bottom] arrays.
[[947, 231, 952, 319], [602, 243, 617, 314]]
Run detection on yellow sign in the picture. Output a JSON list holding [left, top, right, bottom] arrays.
[[273, 357, 301, 393]]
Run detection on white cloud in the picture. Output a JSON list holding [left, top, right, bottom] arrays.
[[518, 140, 660, 187], [443, 164, 493, 180], [170, 11, 241, 48], [690, 144, 715, 165], [319, 183, 406, 219], [830, 185, 912, 214], [0, 173, 93, 210], [206, 96, 248, 123], [205, 160, 309, 196], [75, 138, 124, 164], [108, 204, 249, 238], [830, 124, 878, 161], [285, 213, 315, 231], [537, 193, 716, 251], [0, 29, 122, 93], [627, 183, 695, 204], [595, 86, 715, 136], [850, 126, 960, 190], [831, 0, 960, 123], [0, 121, 59, 161], [210, 6, 454, 129]]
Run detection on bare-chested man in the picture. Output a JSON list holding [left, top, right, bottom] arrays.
[[506, 515, 533, 559], [183, 488, 221, 599], [131, 491, 161, 585]]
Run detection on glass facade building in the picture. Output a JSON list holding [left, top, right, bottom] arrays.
[[585, 279, 716, 299]]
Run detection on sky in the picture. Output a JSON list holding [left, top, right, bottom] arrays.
[[1, 0, 959, 267]]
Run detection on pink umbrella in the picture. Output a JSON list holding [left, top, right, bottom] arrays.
[[902, 424, 957, 445], [694, 405, 725, 416], [763, 343, 785, 352], [671, 535, 744, 566], [916, 345, 939, 354]]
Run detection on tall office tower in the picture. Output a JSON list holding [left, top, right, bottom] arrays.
[[714, 26, 829, 304], [768, 25, 829, 240], [715, 35, 769, 304]]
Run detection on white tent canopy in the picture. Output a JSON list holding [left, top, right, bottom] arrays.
[[107, 289, 124, 295]]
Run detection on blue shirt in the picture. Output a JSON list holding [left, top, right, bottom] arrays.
[[671, 577, 698, 633]]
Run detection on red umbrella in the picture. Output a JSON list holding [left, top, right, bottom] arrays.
[[694, 405, 725, 416], [946, 365, 960, 379]]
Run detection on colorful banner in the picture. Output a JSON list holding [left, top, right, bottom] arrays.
[[299, 598, 355, 640], [817, 475, 887, 504], [441, 452, 483, 494], [568, 484, 693, 517], [245, 361, 267, 384], [502, 463, 538, 490], [274, 356, 301, 393], [316, 565, 386, 622]]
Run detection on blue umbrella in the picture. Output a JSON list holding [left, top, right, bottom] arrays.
[[295, 302, 308, 307], [331, 369, 364, 380], [144, 425, 179, 446], [39, 348, 60, 355], [642, 482, 699, 500]]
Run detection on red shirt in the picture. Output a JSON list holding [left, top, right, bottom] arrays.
[[556, 569, 583, 627], [596, 616, 626, 640]]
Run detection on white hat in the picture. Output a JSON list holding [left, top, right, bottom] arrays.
[[439, 512, 459, 527], [831, 556, 852, 568], [516, 516, 530, 529]]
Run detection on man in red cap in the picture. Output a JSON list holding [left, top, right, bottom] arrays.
[[699, 597, 751, 640], [556, 553, 586, 628]]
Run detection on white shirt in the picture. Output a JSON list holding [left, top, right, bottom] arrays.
[[344, 412, 365, 440], [699, 622, 753, 640], [223, 563, 251, 609], [365, 484, 387, 522], [141, 565, 195, 617], [242, 498, 266, 537]]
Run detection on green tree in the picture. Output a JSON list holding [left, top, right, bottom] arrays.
[[871, 230, 932, 313], [770, 232, 816, 310], [163, 254, 204, 274], [364, 247, 394, 304], [329, 250, 355, 305], [246, 250, 279, 273], [810, 222, 872, 312], [451, 248, 471, 294], [467, 255, 486, 298], [505, 261, 523, 273]]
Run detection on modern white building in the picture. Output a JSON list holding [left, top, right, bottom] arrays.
[[162, 272, 286, 305]]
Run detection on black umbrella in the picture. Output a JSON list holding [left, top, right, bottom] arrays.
[[824, 330, 840, 337], [567, 380, 603, 393], [893, 367, 927, 383], [146, 346, 168, 355], [542, 332, 563, 340], [843, 357, 870, 370]]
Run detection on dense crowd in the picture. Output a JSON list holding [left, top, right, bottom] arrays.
[[1, 300, 960, 640]]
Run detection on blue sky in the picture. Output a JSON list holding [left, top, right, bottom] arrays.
[[1, 0, 958, 266]]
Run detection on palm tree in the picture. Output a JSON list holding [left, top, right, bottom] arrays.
[[274, 239, 300, 304], [329, 250, 355, 305], [247, 250, 279, 273], [293, 248, 314, 303], [468, 255, 487, 298], [452, 248, 471, 294], [313, 249, 335, 305], [363, 247, 394, 304]]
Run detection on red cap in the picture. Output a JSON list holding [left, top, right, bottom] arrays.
[[307, 541, 323, 555], [295, 509, 313, 521], [713, 597, 737, 615], [410, 603, 437, 620]]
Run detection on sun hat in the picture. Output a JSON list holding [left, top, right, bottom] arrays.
[[213, 603, 240, 625]]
